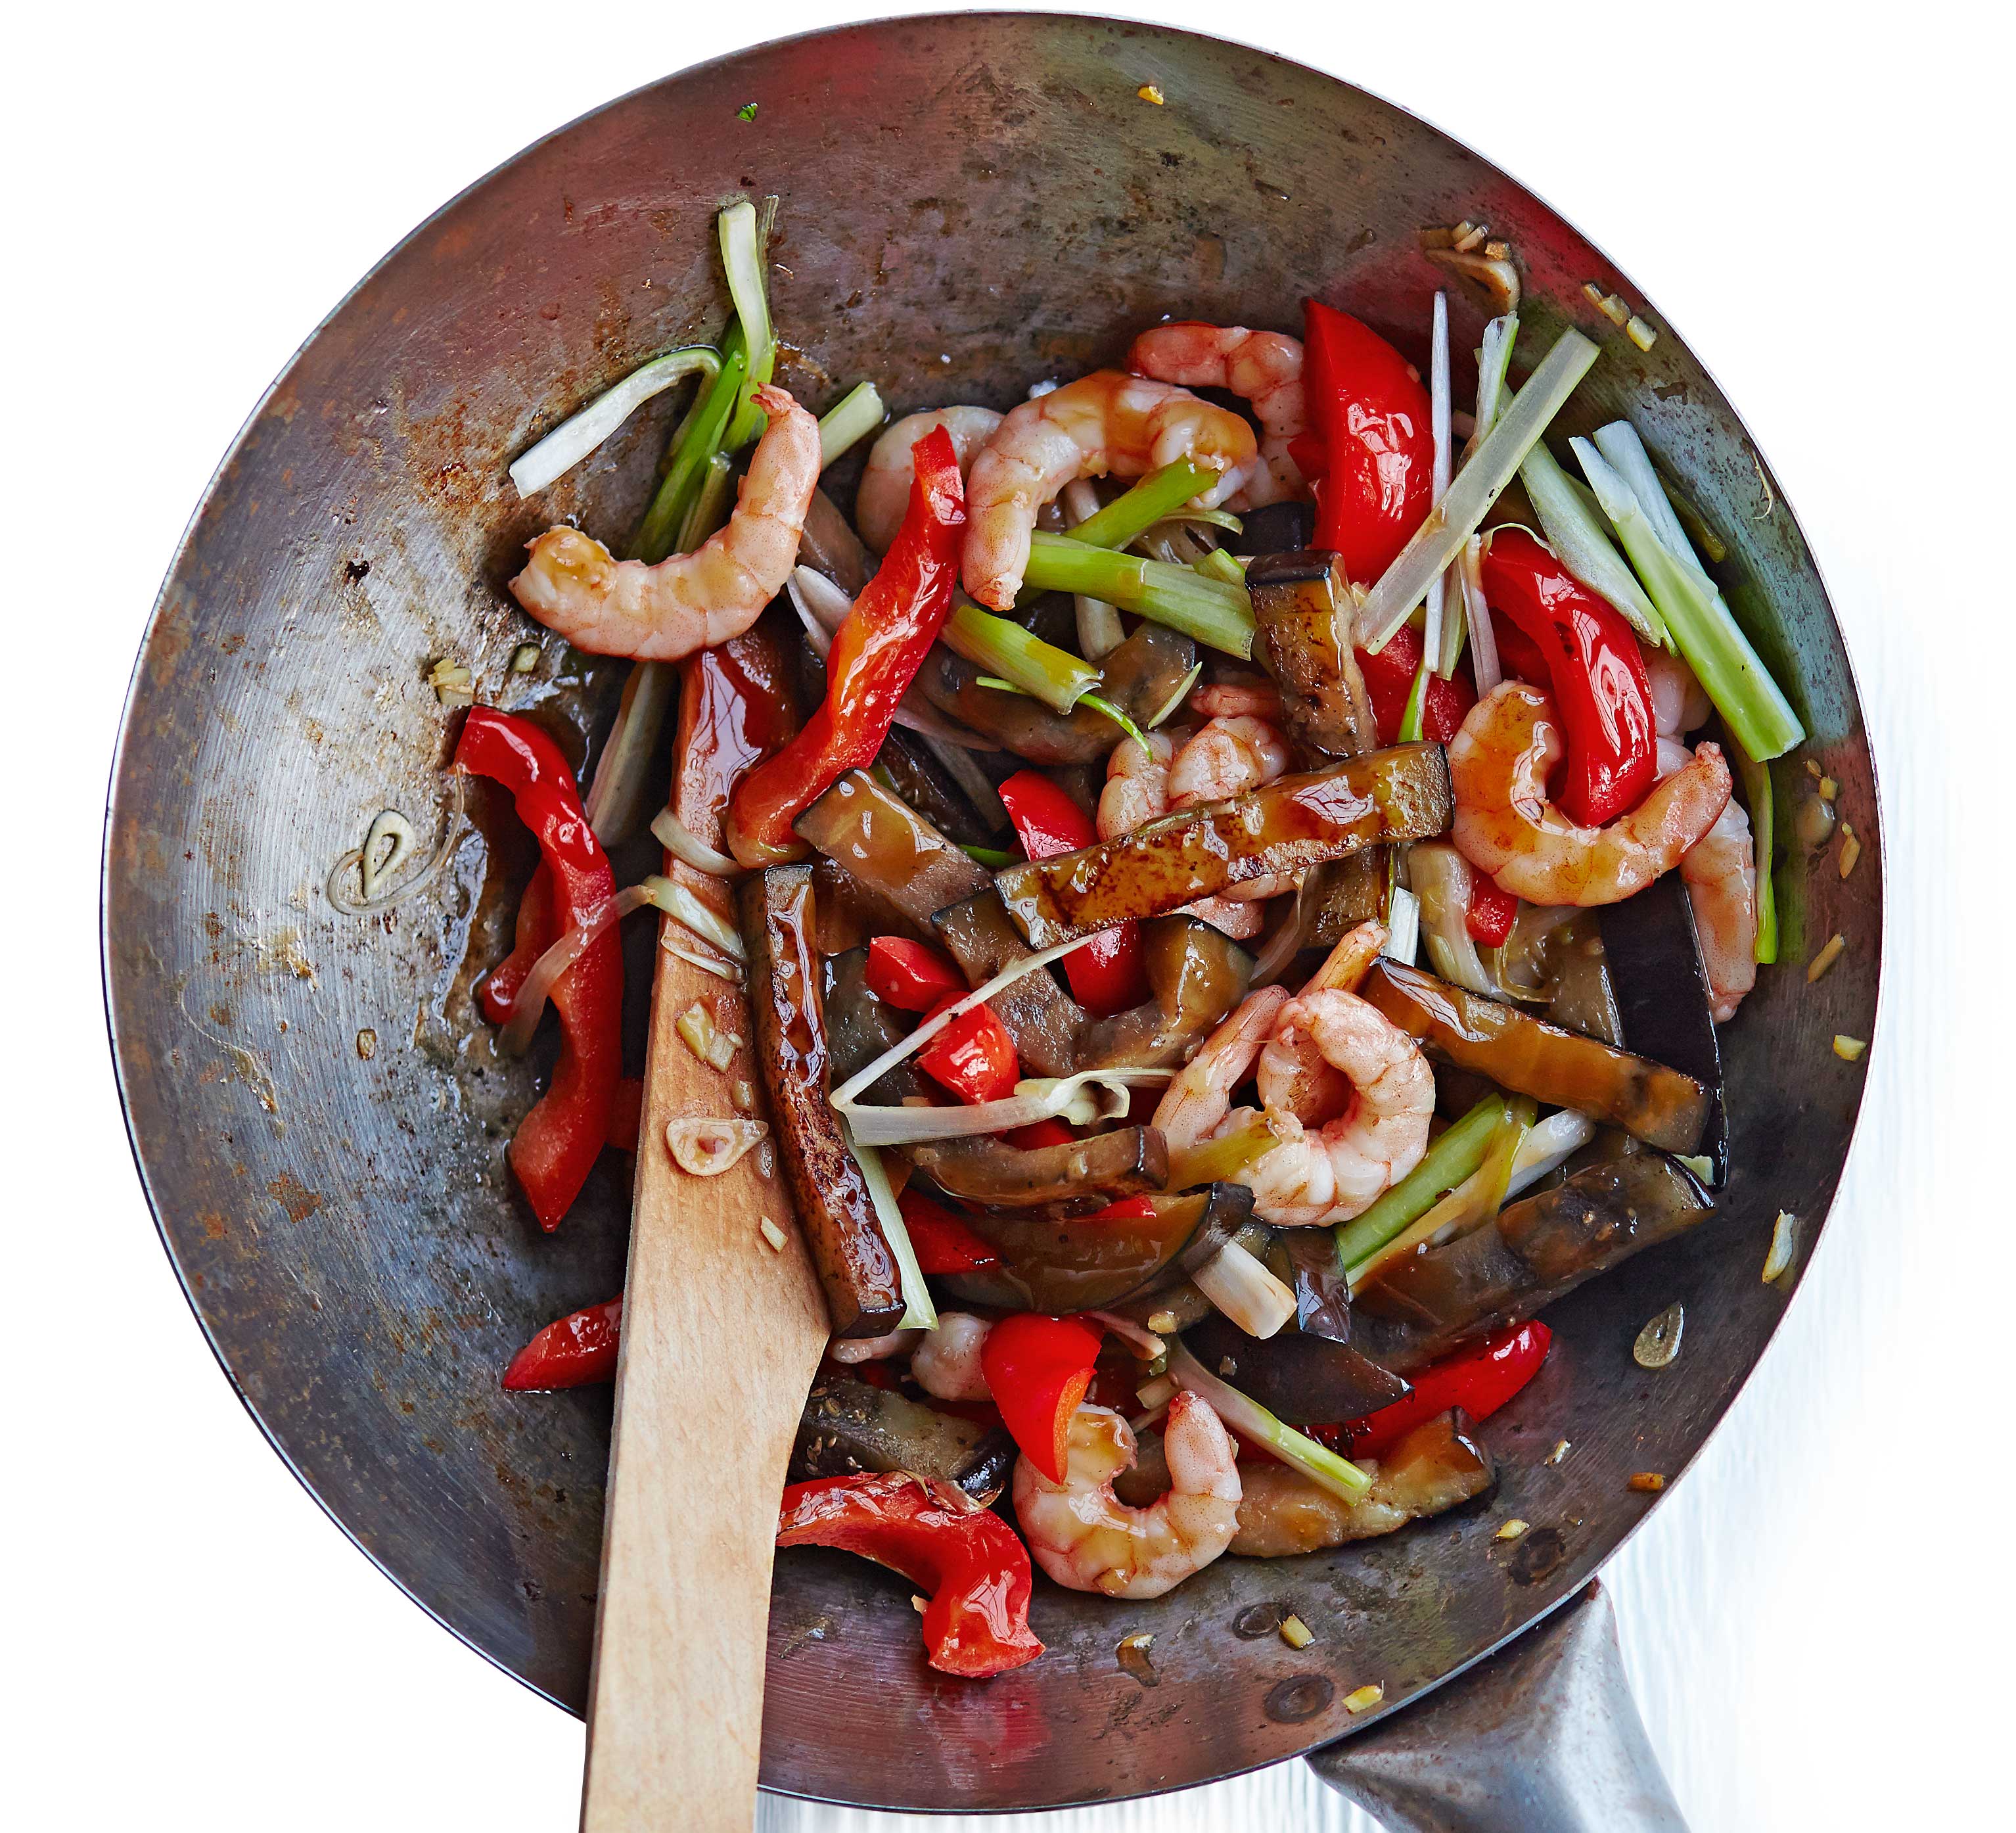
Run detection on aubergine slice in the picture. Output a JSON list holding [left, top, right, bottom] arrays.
[[994, 743, 1455, 947], [1350, 1153, 1713, 1372], [1359, 958, 1712, 1155], [821, 946, 927, 1103], [1225, 1409, 1498, 1557], [1075, 916, 1255, 1070], [928, 887, 1085, 1079], [799, 486, 874, 595], [810, 858, 933, 958], [1227, 501, 1316, 557], [1184, 1314, 1409, 1423], [875, 725, 1006, 847], [790, 1374, 1016, 1504], [907, 1125, 1168, 1215], [1599, 870, 1729, 1184], [741, 865, 904, 1337], [795, 770, 992, 927], [940, 1183, 1252, 1314]]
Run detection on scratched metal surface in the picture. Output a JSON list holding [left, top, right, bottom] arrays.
[[104, 12, 1879, 1819]]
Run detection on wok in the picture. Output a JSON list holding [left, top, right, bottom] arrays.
[[103, 12, 1881, 1823]]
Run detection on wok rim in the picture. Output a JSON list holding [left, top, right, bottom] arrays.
[[101, 7, 1886, 1805]]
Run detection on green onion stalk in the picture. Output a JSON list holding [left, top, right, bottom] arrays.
[[1335, 1093, 1509, 1272], [1165, 1343, 1372, 1502], [1347, 1098, 1534, 1291], [1066, 459, 1217, 550], [818, 381, 886, 469], [944, 597, 1103, 714], [718, 197, 778, 450], [1022, 532, 1256, 658]]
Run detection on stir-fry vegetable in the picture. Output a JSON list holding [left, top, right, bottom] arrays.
[[790, 1375, 1015, 1502], [455, 707, 622, 1232], [1331, 1320, 1553, 1458], [501, 1295, 624, 1390], [981, 1312, 1105, 1481], [1166, 1341, 1373, 1502], [896, 1188, 1002, 1274]]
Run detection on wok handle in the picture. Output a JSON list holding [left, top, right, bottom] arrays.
[[1305, 1581, 1688, 1833]]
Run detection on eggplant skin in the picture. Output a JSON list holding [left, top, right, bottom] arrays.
[[1360, 958, 1712, 1155], [1225, 1409, 1497, 1558], [791, 1375, 1015, 1504], [1183, 1315, 1409, 1424], [994, 743, 1455, 946], [741, 866, 905, 1337], [908, 1125, 1168, 1214], [1352, 1153, 1713, 1372]]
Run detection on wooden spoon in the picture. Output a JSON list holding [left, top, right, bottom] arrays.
[[579, 676, 829, 1832]]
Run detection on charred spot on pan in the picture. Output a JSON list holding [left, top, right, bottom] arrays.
[[1507, 1525, 1567, 1585], [343, 558, 371, 584], [1264, 1675, 1335, 1723], [1233, 1600, 1289, 1638]]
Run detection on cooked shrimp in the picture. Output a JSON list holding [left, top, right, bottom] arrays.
[[1013, 1394, 1241, 1599], [1153, 985, 1291, 1155], [1098, 728, 1264, 938], [855, 406, 1003, 553], [1168, 714, 1297, 904], [1646, 644, 1713, 737], [829, 1327, 923, 1364], [1450, 682, 1733, 908], [1657, 738, 1758, 1021], [510, 384, 819, 661], [1187, 680, 1284, 721], [909, 1312, 992, 1403], [961, 371, 1258, 609], [1128, 323, 1306, 508], [1239, 989, 1436, 1225]]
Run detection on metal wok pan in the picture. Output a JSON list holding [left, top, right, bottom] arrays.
[[104, 12, 1881, 1823]]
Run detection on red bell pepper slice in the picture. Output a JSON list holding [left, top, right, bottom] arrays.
[[981, 1312, 1105, 1483], [896, 1188, 1001, 1274], [865, 935, 969, 1013], [1480, 530, 1659, 827], [501, 1295, 623, 1391], [1336, 1320, 1551, 1460], [1466, 877, 1520, 946], [1302, 300, 1434, 587], [726, 427, 966, 864], [777, 1473, 1044, 1677], [1355, 620, 1477, 745], [917, 994, 1020, 1105], [478, 862, 554, 1025], [1085, 1195, 1158, 1221], [996, 770, 1149, 1015], [456, 707, 623, 1231]]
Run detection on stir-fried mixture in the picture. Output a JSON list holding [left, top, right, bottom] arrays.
[[415, 198, 1806, 1678]]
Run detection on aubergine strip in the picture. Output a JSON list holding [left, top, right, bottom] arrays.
[[907, 1125, 1168, 1214], [790, 1374, 1016, 1504], [1184, 1313, 1409, 1423], [821, 946, 928, 1103], [940, 1184, 1252, 1314], [928, 887, 1085, 1077], [1224, 1410, 1496, 1556], [796, 770, 992, 926], [810, 856, 934, 956], [994, 742, 1455, 948], [874, 726, 1006, 846], [1350, 1153, 1712, 1372], [1360, 958, 1712, 1155], [1248, 549, 1388, 943], [740, 864, 904, 1337], [1074, 915, 1255, 1070], [1598, 871, 1728, 1184], [798, 486, 873, 595]]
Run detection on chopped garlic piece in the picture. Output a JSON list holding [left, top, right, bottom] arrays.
[[1118, 1631, 1155, 1651], [1147, 1311, 1178, 1335], [1546, 1439, 1571, 1466], [1626, 315, 1657, 351], [1343, 1684, 1385, 1713], [1600, 292, 1632, 326], [1495, 1519, 1530, 1542], [1763, 1209, 1797, 1282], [1833, 1034, 1866, 1062], [1137, 83, 1164, 104], [509, 642, 541, 674], [1582, 281, 1610, 311], [758, 1216, 788, 1252], [1818, 775, 1839, 800], [1806, 933, 1846, 983], [1838, 824, 1862, 879], [666, 1116, 767, 1176], [1677, 1153, 1714, 1182], [1628, 1472, 1666, 1494], [1279, 1614, 1315, 1650]]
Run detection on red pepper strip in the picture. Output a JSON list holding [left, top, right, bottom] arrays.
[[478, 862, 554, 1025], [1005, 1116, 1074, 1150], [777, 1473, 1044, 1677], [1302, 300, 1434, 586], [917, 994, 1020, 1105], [981, 1312, 1105, 1483], [1354, 620, 1477, 745], [996, 771, 1150, 1015], [606, 1077, 645, 1153], [1466, 877, 1521, 947], [1086, 1195, 1158, 1221], [1337, 1320, 1552, 1460], [1285, 431, 1328, 482], [1480, 529, 1659, 826], [501, 1295, 623, 1391], [455, 707, 622, 1231], [897, 1187, 1002, 1274], [726, 427, 967, 864], [866, 935, 968, 1013], [1488, 607, 1552, 690]]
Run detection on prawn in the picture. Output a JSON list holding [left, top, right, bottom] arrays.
[[1657, 738, 1758, 1021], [961, 371, 1258, 610], [1241, 989, 1435, 1225], [509, 384, 820, 661], [1450, 682, 1732, 908], [1153, 985, 1291, 1155], [829, 1326, 922, 1364], [1012, 1394, 1241, 1599], [1645, 644, 1712, 738], [909, 1312, 992, 1403], [1187, 680, 1284, 722], [854, 406, 1003, 553], [1128, 323, 1306, 509]]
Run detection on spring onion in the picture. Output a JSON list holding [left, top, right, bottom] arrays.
[[1733, 741, 1779, 963], [1348, 1098, 1532, 1291], [1165, 1343, 1372, 1502], [1359, 328, 1600, 653], [1469, 313, 1519, 457], [1335, 1093, 1507, 1270], [509, 345, 722, 498], [1503, 1109, 1597, 1199], [325, 776, 468, 917], [1423, 291, 1452, 674], [1192, 1241, 1296, 1340], [1168, 1109, 1276, 1190], [1066, 459, 1216, 551], [630, 335, 748, 563], [1572, 436, 1804, 760], [650, 807, 743, 879], [1022, 532, 1255, 657], [959, 843, 1015, 868], [1592, 422, 1694, 565], [1063, 478, 1126, 660], [1458, 536, 1500, 694], [1383, 883, 1420, 966], [1193, 545, 1247, 588], [645, 875, 746, 964], [718, 198, 777, 450], [817, 381, 885, 468], [844, 1123, 938, 1330], [1410, 843, 1496, 995], [1518, 440, 1666, 644], [836, 1068, 1169, 1147], [944, 595, 1102, 714], [499, 882, 657, 1054]]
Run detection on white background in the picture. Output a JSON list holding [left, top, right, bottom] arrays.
[[8, 1, 2009, 1827]]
